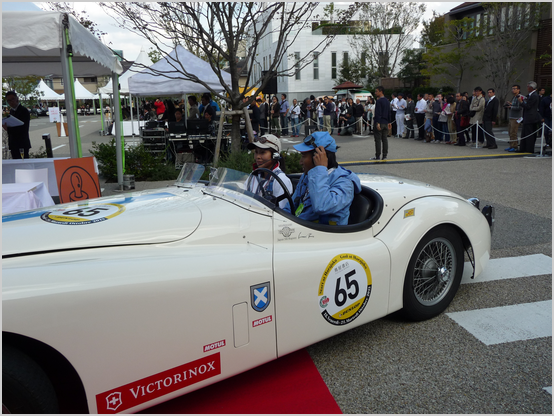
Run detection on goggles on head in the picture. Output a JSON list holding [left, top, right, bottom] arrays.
[[254, 135, 278, 149]]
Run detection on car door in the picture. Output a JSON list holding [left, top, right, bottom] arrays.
[[272, 214, 391, 357]]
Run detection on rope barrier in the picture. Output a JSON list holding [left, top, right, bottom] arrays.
[[262, 114, 550, 147]]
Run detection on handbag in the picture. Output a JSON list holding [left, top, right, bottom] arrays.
[[460, 116, 470, 127]]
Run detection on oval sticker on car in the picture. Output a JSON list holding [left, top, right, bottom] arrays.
[[318, 253, 372, 326], [40, 203, 125, 225]]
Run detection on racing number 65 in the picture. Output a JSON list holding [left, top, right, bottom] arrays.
[[62, 207, 109, 217], [334, 270, 359, 307]]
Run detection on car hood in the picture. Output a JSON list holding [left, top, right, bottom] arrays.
[[2, 188, 202, 257]]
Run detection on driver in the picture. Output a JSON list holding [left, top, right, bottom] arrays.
[[283, 132, 361, 225], [247, 134, 293, 209]]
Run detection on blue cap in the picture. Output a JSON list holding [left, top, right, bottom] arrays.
[[293, 131, 337, 153]]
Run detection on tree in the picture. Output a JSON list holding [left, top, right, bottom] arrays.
[[348, 2, 426, 78], [44, 2, 107, 40], [2, 76, 42, 106], [147, 48, 163, 64], [475, 2, 548, 106], [100, 2, 348, 152], [398, 49, 429, 89], [422, 17, 480, 92], [337, 56, 362, 85], [420, 11, 446, 47]]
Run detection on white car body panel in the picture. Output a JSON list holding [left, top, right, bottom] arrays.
[[2, 172, 491, 413]]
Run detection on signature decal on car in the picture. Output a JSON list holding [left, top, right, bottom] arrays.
[[250, 282, 271, 312], [96, 352, 221, 413], [404, 208, 415, 218], [277, 223, 315, 242], [318, 254, 372, 326], [279, 226, 295, 238], [40, 203, 125, 225]]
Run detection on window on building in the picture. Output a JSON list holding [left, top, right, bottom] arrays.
[[475, 14, 481, 36], [500, 6, 507, 33], [83, 77, 97, 83], [343, 51, 349, 64], [331, 52, 337, 79], [313, 52, 319, 80], [263, 56, 266, 71], [295, 52, 301, 80]]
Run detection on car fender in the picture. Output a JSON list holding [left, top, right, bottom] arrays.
[[375, 196, 491, 314]]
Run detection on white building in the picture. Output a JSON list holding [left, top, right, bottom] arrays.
[[248, 3, 412, 103]]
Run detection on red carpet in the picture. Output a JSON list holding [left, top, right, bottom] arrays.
[[139, 349, 342, 414]]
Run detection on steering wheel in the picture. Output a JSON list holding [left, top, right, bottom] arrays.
[[249, 168, 294, 210]]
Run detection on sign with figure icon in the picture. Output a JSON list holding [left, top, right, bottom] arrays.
[[54, 156, 101, 203]]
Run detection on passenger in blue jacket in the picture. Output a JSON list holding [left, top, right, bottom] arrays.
[[283, 131, 362, 225]]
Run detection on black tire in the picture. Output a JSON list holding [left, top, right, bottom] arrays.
[[402, 226, 464, 321], [2, 345, 59, 414]]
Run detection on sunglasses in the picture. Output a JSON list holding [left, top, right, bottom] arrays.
[[303, 135, 332, 150], [254, 135, 278, 148]]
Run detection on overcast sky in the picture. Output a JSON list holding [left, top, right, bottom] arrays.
[[4, 2, 463, 61]]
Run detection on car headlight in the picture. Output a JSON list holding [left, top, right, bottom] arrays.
[[468, 197, 480, 210], [482, 205, 495, 233]]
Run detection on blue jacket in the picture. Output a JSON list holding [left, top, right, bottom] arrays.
[[284, 166, 362, 225]]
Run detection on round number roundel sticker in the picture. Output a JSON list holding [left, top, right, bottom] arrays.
[[41, 203, 125, 225], [318, 253, 372, 326]]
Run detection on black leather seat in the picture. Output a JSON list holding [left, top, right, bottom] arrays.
[[348, 193, 372, 225]]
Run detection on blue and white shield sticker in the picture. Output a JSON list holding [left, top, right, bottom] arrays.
[[251, 282, 271, 312]]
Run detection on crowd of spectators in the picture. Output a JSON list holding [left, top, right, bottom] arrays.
[[133, 84, 552, 157]]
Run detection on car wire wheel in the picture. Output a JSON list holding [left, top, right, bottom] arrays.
[[402, 226, 464, 321], [413, 237, 456, 306]]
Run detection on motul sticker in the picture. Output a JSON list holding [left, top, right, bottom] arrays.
[[96, 353, 221, 413], [252, 315, 272, 327], [203, 340, 226, 352]]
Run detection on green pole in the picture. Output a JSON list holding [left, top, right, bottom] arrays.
[[63, 25, 82, 158], [99, 93, 105, 134]]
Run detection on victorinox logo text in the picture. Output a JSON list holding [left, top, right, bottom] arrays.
[[96, 353, 221, 413]]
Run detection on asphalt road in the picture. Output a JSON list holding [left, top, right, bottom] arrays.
[[24, 116, 552, 413]]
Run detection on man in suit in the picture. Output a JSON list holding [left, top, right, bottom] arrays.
[[414, 93, 426, 140], [482, 88, 499, 149], [257, 97, 269, 135], [404, 94, 415, 138], [517, 81, 542, 153], [3, 91, 31, 159]]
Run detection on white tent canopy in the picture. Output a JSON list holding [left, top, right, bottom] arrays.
[[128, 45, 232, 96], [35, 79, 64, 100], [73, 79, 96, 100], [2, 10, 125, 185], [2, 11, 123, 77], [99, 47, 153, 95]]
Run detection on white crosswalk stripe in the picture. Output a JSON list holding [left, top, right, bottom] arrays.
[[462, 254, 552, 284], [453, 255, 552, 393], [447, 300, 552, 345]]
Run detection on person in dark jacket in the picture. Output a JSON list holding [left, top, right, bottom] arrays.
[[517, 81, 542, 153], [3, 91, 31, 159], [372, 86, 391, 160], [482, 88, 499, 149], [455, 94, 471, 146], [257, 97, 269, 135], [161, 99, 176, 123], [405, 94, 415, 139], [539, 92, 552, 147], [269, 96, 281, 137]]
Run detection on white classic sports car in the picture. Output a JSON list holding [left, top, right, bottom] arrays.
[[2, 164, 494, 414]]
